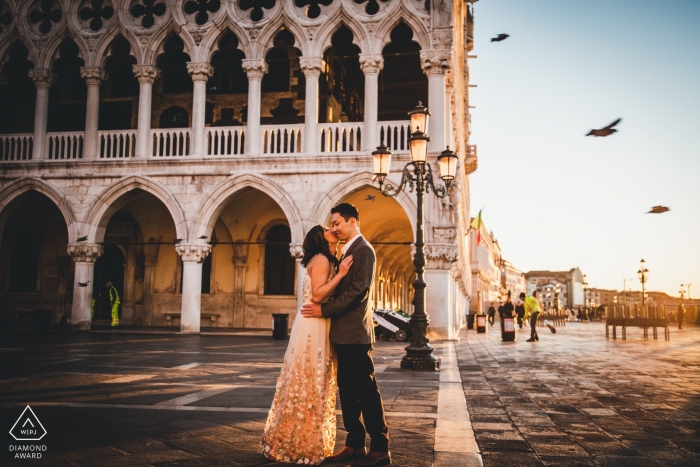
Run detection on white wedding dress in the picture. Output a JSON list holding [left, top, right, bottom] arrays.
[[262, 261, 337, 465]]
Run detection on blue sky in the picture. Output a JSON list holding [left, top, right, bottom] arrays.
[[469, 0, 700, 297]]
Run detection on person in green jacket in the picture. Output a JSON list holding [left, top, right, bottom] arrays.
[[107, 282, 120, 327], [520, 291, 542, 342]]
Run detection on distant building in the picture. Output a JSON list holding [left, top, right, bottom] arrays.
[[501, 260, 526, 301], [469, 221, 501, 314], [524, 268, 585, 308]]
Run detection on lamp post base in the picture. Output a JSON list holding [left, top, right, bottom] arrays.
[[400, 345, 441, 371]]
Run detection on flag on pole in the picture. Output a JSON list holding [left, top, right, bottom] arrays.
[[470, 210, 483, 246]]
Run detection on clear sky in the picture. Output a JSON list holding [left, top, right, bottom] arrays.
[[468, 0, 700, 297]]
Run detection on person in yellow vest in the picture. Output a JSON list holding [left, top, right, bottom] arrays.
[[520, 291, 542, 342], [107, 282, 120, 327]]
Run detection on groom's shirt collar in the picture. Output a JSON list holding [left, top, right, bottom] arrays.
[[341, 233, 363, 255]]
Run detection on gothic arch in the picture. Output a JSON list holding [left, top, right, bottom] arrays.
[[200, 24, 250, 63], [0, 177, 76, 242], [193, 173, 304, 245], [256, 16, 309, 59], [93, 27, 144, 67], [374, 13, 430, 53], [142, 21, 196, 65], [314, 16, 368, 57], [0, 32, 35, 69], [309, 171, 417, 239], [38, 28, 89, 70], [83, 175, 188, 243]]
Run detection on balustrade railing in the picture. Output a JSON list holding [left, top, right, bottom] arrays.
[[261, 124, 302, 154], [47, 132, 83, 160], [0, 134, 33, 161], [99, 130, 136, 159], [378, 121, 411, 152], [319, 123, 363, 153], [207, 127, 245, 156], [151, 129, 191, 157]]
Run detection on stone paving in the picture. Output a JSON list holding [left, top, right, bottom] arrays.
[[0, 321, 698, 467]]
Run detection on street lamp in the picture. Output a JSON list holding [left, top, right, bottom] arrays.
[[680, 284, 685, 303], [554, 282, 561, 313], [638, 259, 649, 308], [372, 102, 458, 372], [582, 276, 589, 316]]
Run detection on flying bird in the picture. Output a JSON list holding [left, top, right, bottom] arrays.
[[491, 33, 509, 42], [170, 238, 183, 245], [647, 206, 670, 214], [77, 281, 90, 287], [365, 195, 376, 202], [198, 235, 208, 239], [77, 235, 88, 242], [586, 118, 621, 137]]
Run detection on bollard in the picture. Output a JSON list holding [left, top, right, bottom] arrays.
[[476, 314, 487, 333], [502, 317, 516, 341]]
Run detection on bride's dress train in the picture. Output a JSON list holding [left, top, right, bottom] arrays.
[[262, 271, 337, 465]]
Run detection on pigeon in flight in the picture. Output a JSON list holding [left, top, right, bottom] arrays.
[[647, 206, 670, 214], [491, 33, 510, 42], [587, 119, 621, 137], [77, 281, 90, 287], [365, 195, 376, 202], [77, 235, 88, 242], [198, 235, 208, 239], [170, 238, 183, 245]]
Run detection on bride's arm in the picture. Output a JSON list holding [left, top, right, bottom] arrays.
[[309, 255, 353, 304]]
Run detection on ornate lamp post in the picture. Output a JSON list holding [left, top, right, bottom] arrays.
[[679, 284, 685, 303], [372, 102, 458, 372], [582, 275, 589, 316], [638, 259, 649, 308], [554, 282, 561, 313]]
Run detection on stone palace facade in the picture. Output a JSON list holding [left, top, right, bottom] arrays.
[[0, 0, 477, 339]]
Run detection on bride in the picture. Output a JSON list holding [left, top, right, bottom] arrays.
[[262, 224, 353, 465]]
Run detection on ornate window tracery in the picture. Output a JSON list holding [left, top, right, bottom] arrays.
[[28, 0, 63, 34], [294, 0, 332, 20], [183, 0, 221, 26], [353, 0, 388, 15], [130, 0, 166, 29], [238, 0, 276, 22], [79, 0, 114, 32], [0, 2, 12, 34]]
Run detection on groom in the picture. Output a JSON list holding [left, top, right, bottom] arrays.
[[301, 203, 391, 467]]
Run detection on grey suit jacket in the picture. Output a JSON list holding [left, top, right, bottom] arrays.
[[321, 235, 376, 345]]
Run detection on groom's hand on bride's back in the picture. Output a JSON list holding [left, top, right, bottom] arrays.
[[301, 302, 322, 318]]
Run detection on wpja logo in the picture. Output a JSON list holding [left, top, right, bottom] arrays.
[[8, 406, 47, 460]]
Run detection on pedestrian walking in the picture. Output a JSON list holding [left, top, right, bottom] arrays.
[[520, 291, 542, 342], [515, 300, 525, 330], [500, 292, 514, 333], [678, 303, 685, 329], [487, 303, 496, 326], [107, 282, 120, 327]]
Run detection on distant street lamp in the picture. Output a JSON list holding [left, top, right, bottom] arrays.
[[638, 259, 649, 308], [372, 102, 458, 372], [554, 282, 561, 313], [582, 276, 589, 317], [679, 284, 685, 303]]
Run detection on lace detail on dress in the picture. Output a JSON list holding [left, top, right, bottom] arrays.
[[262, 255, 337, 465]]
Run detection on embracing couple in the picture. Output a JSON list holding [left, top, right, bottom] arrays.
[[262, 203, 391, 466]]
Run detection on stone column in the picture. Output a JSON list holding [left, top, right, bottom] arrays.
[[176, 244, 211, 333], [359, 54, 384, 150], [420, 51, 452, 152], [299, 57, 323, 154], [80, 67, 107, 159], [424, 243, 459, 340], [290, 244, 305, 313], [232, 242, 249, 328], [186, 62, 214, 157], [67, 243, 104, 330], [29, 70, 56, 160], [142, 247, 158, 326], [241, 59, 267, 154], [133, 65, 161, 158]]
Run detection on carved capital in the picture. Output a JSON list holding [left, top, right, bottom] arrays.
[[420, 50, 452, 76], [241, 59, 268, 80], [176, 244, 211, 263], [232, 241, 248, 266], [299, 57, 324, 78], [133, 64, 161, 84], [431, 30, 453, 50], [67, 243, 104, 263], [424, 244, 459, 269], [80, 67, 108, 86], [29, 69, 57, 89], [358, 53, 384, 75], [289, 243, 304, 259], [187, 62, 214, 82]]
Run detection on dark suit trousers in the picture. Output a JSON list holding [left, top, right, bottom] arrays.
[[335, 343, 389, 453]]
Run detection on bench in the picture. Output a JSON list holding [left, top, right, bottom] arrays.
[[606, 318, 669, 341], [163, 313, 221, 326]]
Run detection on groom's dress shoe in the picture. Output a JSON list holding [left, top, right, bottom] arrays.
[[325, 446, 366, 463], [351, 451, 391, 467]]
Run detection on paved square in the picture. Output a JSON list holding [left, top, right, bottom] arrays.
[[1, 321, 698, 466]]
